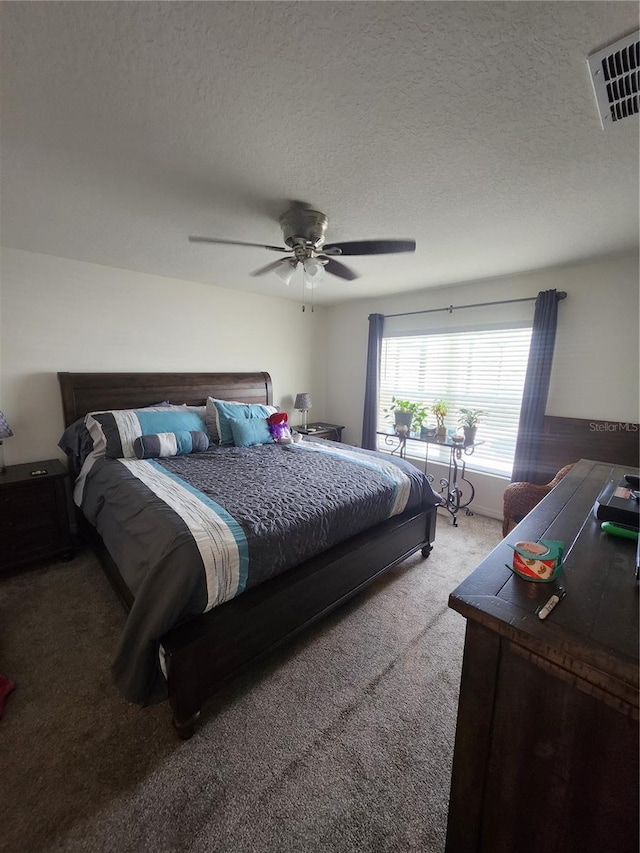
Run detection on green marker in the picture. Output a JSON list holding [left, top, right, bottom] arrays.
[[601, 521, 639, 541]]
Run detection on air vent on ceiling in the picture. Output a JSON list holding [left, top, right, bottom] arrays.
[[587, 30, 639, 130]]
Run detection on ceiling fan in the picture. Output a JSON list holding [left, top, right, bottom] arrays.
[[188, 203, 416, 287]]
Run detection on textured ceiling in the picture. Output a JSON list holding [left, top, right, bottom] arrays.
[[1, 2, 638, 305]]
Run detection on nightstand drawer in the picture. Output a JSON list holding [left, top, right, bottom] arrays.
[[0, 513, 59, 543], [1, 479, 57, 514], [2, 534, 62, 562]]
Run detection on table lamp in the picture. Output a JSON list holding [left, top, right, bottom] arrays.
[[294, 393, 312, 429], [0, 411, 13, 474]]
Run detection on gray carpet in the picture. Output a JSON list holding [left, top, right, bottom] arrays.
[[0, 510, 501, 853]]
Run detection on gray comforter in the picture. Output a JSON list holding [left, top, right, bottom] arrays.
[[78, 439, 440, 704]]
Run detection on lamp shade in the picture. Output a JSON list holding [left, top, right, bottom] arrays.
[[0, 411, 13, 440], [294, 393, 312, 412], [275, 259, 297, 286], [303, 258, 324, 282]]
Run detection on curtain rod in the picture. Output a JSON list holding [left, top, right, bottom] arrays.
[[382, 291, 567, 320]]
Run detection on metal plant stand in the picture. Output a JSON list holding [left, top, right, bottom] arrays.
[[427, 441, 479, 526], [377, 430, 483, 526]]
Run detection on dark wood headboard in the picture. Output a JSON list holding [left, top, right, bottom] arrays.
[[534, 415, 639, 483], [58, 371, 273, 426]]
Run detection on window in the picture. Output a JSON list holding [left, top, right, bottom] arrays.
[[378, 325, 532, 477]]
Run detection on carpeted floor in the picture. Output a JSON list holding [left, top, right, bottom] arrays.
[[0, 509, 501, 853]]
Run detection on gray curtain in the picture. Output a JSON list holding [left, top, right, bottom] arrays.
[[362, 313, 384, 450], [511, 289, 560, 483]]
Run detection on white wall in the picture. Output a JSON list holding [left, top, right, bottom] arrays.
[[324, 250, 640, 518], [2, 247, 638, 519], [0, 248, 328, 465]]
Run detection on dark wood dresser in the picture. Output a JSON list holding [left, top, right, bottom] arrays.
[[0, 458, 73, 573], [446, 459, 639, 853]]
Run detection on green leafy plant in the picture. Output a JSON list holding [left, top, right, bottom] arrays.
[[431, 399, 448, 430], [384, 397, 429, 433], [457, 407, 487, 428]]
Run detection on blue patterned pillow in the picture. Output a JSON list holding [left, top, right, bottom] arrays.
[[133, 430, 210, 459], [228, 417, 273, 448], [86, 408, 207, 459]]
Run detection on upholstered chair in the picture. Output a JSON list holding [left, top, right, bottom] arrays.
[[502, 464, 575, 537]]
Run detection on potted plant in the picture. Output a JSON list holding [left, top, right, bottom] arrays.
[[384, 397, 429, 434], [458, 407, 486, 445], [432, 399, 448, 438]]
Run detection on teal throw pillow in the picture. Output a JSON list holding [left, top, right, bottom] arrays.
[[228, 417, 273, 448], [213, 400, 275, 446]]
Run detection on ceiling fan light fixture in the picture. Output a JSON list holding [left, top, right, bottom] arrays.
[[302, 258, 324, 282], [275, 259, 297, 285]]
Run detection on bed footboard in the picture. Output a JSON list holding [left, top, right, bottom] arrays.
[[165, 505, 437, 737]]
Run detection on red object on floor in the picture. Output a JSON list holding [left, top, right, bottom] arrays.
[[0, 675, 16, 719]]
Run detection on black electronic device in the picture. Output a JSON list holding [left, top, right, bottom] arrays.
[[594, 478, 640, 529]]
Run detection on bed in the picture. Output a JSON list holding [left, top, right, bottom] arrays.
[[58, 371, 439, 737]]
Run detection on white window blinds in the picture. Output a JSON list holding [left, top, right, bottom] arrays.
[[378, 325, 533, 476]]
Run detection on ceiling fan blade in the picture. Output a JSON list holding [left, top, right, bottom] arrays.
[[322, 239, 416, 256], [322, 257, 360, 281], [250, 259, 296, 277], [189, 236, 289, 252]]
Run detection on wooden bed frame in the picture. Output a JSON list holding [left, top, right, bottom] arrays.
[[58, 371, 437, 737]]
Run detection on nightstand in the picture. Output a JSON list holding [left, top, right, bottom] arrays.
[[0, 459, 73, 573], [294, 423, 345, 442]]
